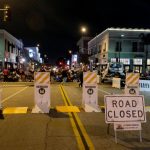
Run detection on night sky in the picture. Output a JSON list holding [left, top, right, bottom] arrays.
[[0, 0, 150, 64]]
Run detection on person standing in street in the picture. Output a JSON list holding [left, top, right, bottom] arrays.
[[3, 67, 9, 82], [79, 69, 83, 87], [61, 69, 68, 84]]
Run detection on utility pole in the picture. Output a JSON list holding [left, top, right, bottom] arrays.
[[139, 33, 150, 73]]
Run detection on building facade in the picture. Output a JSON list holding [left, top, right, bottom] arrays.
[[24, 47, 43, 71], [0, 29, 23, 71], [88, 28, 150, 73], [77, 36, 92, 66]]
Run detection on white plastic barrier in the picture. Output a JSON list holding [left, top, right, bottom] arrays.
[[112, 77, 121, 89], [139, 80, 150, 91]]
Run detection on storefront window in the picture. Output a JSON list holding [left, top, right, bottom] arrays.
[[111, 58, 116, 62], [147, 59, 150, 65], [133, 59, 142, 65], [120, 58, 130, 65]]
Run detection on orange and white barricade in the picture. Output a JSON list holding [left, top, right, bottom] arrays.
[[32, 72, 50, 113], [82, 71, 100, 112], [125, 73, 139, 95]]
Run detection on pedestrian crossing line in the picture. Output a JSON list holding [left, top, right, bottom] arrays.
[[3, 107, 28, 114], [60, 85, 95, 150]]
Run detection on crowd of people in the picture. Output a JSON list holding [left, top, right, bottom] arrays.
[[51, 68, 83, 87], [0, 67, 84, 87], [0, 67, 34, 82]]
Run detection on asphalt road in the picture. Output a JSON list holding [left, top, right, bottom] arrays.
[[0, 82, 149, 150]]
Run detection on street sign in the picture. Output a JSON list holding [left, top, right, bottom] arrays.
[[33, 72, 50, 113], [139, 80, 150, 91], [104, 95, 146, 123]]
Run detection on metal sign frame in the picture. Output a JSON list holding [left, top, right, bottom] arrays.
[[114, 122, 142, 143]]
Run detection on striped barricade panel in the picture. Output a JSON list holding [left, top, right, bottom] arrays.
[[83, 72, 97, 84], [34, 72, 50, 84], [126, 73, 139, 85]]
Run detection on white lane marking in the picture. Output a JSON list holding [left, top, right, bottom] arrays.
[[98, 88, 110, 95], [1, 87, 28, 103]]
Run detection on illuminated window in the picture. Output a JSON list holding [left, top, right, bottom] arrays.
[[133, 59, 142, 65], [111, 58, 116, 62], [120, 58, 130, 65], [147, 59, 150, 65]]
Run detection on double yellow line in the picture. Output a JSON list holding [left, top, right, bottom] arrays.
[[59, 85, 95, 150]]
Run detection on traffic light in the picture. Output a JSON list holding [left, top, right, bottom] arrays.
[[3, 5, 11, 22]]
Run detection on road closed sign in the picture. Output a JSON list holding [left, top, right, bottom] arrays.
[[104, 95, 146, 123]]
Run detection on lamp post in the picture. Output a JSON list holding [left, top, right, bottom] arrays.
[[68, 50, 72, 69], [80, 26, 88, 69]]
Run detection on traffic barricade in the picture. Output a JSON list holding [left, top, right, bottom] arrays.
[[82, 71, 100, 112], [32, 72, 50, 113]]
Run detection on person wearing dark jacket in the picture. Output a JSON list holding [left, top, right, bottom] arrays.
[[61, 69, 68, 84], [79, 70, 83, 87]]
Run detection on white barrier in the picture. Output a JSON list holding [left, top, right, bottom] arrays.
[[112, 78, 121, 89], [82, 72, 100, 112], [139, 80, 150, 91], [32, 72, 50, 113]]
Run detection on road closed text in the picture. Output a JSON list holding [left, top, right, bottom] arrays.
[[105, 95, 146, 123]]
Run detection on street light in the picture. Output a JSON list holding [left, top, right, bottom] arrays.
[[3, 5, 11, 22], [81, 26, 87, 34], [68, 50, 72, 54]]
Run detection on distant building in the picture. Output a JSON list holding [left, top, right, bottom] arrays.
[[24, 47, 42, 62], [24, 47, 43, 71], [0, 29, 23, 71], [77, 36, 92, 66], [88, 28, 150, 73]]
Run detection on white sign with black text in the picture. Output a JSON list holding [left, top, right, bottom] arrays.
[[105, 95, 146, 123], [139, 80, 150, 91], [34, 84, 50, 113], [114, 122, 141, 131], [83, 84, 97, 105], [33, 72, 50, 113], [83, 84, 100, 112]]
